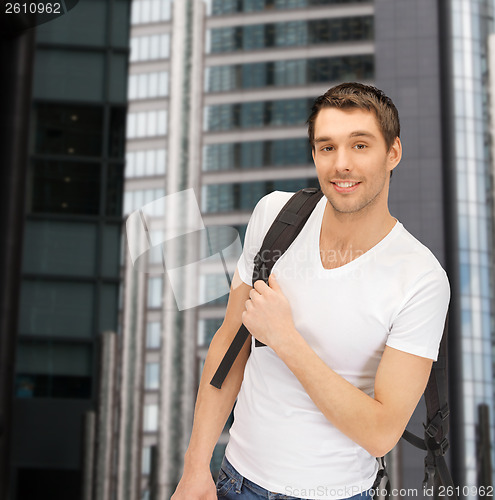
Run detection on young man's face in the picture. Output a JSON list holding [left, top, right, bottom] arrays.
[[312, 107, 401, 217]]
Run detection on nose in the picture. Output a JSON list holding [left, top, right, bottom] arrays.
[[334, 148, 351, 172]]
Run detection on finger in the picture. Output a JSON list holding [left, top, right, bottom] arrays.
[[268, 273, 281, 290], [253, 279, 269, 293], [249, 288, 260, 300]]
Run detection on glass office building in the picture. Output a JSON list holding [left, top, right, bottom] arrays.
[[8, 1, 130, 499], [374, 0, 495, 494], [446, 0, 495, 490]]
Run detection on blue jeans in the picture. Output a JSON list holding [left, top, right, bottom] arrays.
[[216, 455, 372, 500]]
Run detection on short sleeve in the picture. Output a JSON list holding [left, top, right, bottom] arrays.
[[386, 269, 450, 360], [236, 191, 294, 286]]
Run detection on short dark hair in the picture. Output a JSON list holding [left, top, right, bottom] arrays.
[[307, 82, 400, 152]]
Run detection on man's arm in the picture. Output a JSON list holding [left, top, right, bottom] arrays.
[[243, 274, 433, 458], [278, 338, 432, 457], [171, 270, 252, 500]]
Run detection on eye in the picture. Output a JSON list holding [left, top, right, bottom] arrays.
[[321, 145, 334, 152], [353, 144, 367, 150]]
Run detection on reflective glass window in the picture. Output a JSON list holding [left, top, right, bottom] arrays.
[[30, 159, 100, 216], [36, 0, 106, 46], [203, 138, 311, 170], [147, 322, 161, 348], [127, 111, 167, 138], [200, 274, 230, 306], [206, 55, 374, 92], [123, 188, 165, 215], [210, 0, 370, 15], [208, 16, 372, 53], [149, 73, 159, 97], [20, 280, 94, 338], [101, 224, 122, 277], [131, 0, 172, 25], [109, 54, 128, 103], [202, 177, 319, 213], [34, 103, 103, 156], [198, 318, 223, 346], [23, 220, 97, 277], [145, 363, 160, 389], [15, 340, 92, 399], [143, 404, 159, 431], [112, 0, 130, 46], [139, 36, 150, 60], [126, 149, 167, 177], [110, 107, 127, 159], [142, 446, 151, 475], [106, 163, 125, 216], [148, 277, 163, 308], [130, 34, 170, 62], [205, 98, 312, 132]]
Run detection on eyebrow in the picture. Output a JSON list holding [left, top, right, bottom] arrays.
[[314, 131, 377, 143]]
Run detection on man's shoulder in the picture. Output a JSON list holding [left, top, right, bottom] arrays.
[[391, 223, 448, 281], [249, 190, 296, 226], [256, 190, 295, 213]]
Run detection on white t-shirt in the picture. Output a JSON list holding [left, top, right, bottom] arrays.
[[225, 191, 450, 500]]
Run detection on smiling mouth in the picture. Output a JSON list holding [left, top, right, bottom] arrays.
[[333, 181, 359, 188], [331, 181, 361, 193]]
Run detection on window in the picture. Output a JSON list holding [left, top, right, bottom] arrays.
[[130, 34, 170, 62], [23, 220, 97, 276], [123, 188, 165, 215], [198, 318, 223, 345], [210, 0, 371, 16], [20, 280, 94, 338], [202, 139, 311, 171], [202, 178, 319, 213], [106, 163, 125, 216], [128, 71, 169, 100], [126, 149, 167, 177], [15, 340, 92, 399], [131, 0, 172, 25], [142, 446, 151, 475], [145, 363, 160, 389], [147, 277, 163, 308], [34, 103, 103, 156], [36, 0, 107, 46], [143, 404, 159, 431], [206, 55, 374, 93], [34, 49, 105, 102], [209, 17, 373, 53], [30, 160, 100, 215], [126, 110, 167, 138], [204, 98, 313, 132], [146, 322, 161, 348], [199, 274, 231, 306]]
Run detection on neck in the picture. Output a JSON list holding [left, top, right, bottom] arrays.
[[320, 198, 396, 253]]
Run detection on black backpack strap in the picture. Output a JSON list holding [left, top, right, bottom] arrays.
[[210, 188, 324, 389], [371, 456, 390, 500], [401, 315, 457, 499]]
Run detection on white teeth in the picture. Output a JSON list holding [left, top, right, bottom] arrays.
[[335, 182, 357, 188]]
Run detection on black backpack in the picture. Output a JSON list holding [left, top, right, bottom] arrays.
[[210, 187, 457, 499]]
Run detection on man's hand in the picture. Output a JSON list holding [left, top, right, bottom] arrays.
[[170, 466, 217, 500], [242, 273, 298, 352]]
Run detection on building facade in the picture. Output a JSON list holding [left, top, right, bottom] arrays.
[[5, 1, 131, 499]]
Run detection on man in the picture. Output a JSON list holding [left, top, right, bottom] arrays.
[[171, 83, 450, 500]]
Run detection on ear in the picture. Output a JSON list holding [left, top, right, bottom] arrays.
[[388, 137, 402, 173]]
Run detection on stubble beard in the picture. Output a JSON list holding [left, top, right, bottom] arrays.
[[323, 173, 389, 216]]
